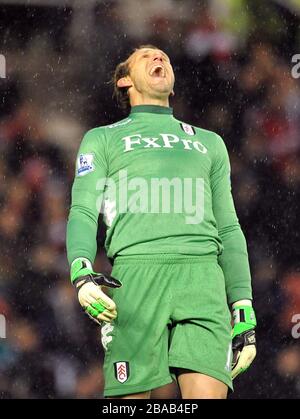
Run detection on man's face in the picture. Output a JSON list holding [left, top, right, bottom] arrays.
[[126, 48, 175, 99]]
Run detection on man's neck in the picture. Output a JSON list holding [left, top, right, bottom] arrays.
[[130, 96, 169, 108]]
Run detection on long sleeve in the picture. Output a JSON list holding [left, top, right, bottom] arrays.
[[66, 128, 108, 265], [211, 134, 253, 304]]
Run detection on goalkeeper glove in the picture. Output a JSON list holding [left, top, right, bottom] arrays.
[[71, 257, 122, 325], [231, 300, 257, 379]]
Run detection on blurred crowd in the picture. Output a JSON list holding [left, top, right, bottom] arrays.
[[0, 0, 300, 398]]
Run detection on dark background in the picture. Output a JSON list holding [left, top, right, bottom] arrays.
[[0, 0, 300, 398]]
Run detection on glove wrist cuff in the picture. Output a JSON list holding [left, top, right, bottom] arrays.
[[70, 257, 93, 283], [232, 306, 257, 339], [232, 305, 257, 327]]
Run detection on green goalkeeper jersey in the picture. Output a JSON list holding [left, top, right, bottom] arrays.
[[67, 105, 252, 303]]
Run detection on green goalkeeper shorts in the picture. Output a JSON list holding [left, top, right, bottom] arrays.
[[102, 255, 233, 397]]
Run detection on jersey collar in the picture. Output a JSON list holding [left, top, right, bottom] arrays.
[[130, 105, 173, 115]]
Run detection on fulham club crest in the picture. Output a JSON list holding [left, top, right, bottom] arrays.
[[114, 361, 130, 383], [180, 122, 196, 136]]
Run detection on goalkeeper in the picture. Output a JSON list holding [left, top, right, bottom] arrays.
[[66, 45, 256, 399]]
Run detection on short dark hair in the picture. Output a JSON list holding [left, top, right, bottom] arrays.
[[112, 44, 160, 111]]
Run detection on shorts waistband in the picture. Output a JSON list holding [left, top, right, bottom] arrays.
[[113, 254, 217, 265]]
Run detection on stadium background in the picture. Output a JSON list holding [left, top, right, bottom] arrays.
[[0, 0, 300, 399]]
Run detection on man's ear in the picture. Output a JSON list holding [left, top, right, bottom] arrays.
[[117, 76, 132, 89], [170, 89, 175, 97]]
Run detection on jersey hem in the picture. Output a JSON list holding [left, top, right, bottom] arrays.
[[113, 254, 218, 265]]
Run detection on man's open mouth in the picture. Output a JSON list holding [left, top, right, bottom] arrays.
[[149, 64, 166, 77]]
